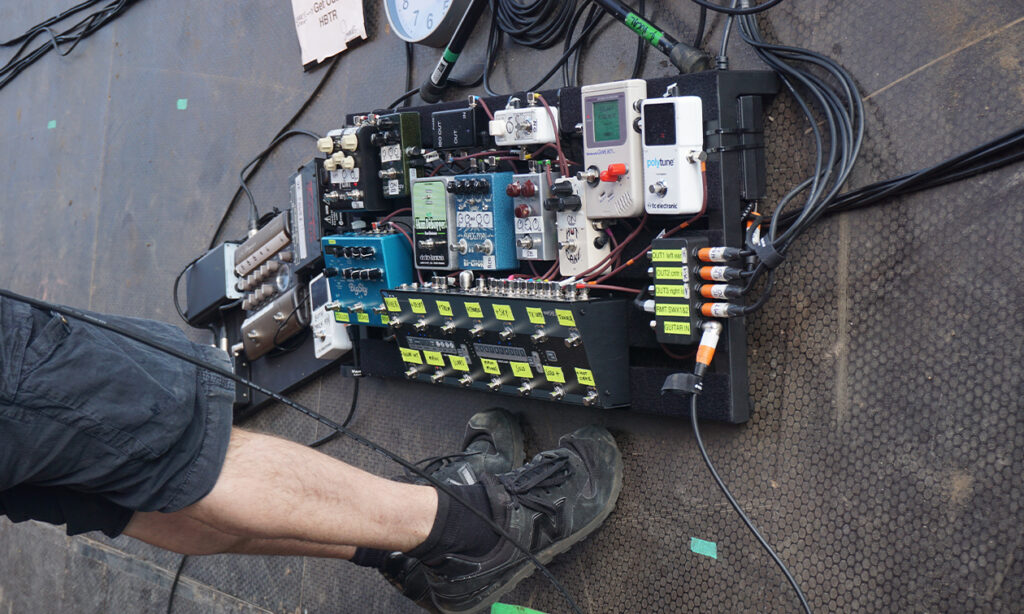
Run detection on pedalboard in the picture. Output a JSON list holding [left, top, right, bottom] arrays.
[[321, 230, 414, 326], [384, 278, 629, 408], [214, 70, 780, 421]]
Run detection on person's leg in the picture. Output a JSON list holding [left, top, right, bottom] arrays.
[[123, 509, 357, 558], [152, 427, 439, 553]]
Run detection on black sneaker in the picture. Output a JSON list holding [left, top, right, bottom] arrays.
[[422, 425, 624, 614], [380, 408, 526, 612]]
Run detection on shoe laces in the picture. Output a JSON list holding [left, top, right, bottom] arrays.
[[406, 451, 483, 480], [497, 451, 572, 517]]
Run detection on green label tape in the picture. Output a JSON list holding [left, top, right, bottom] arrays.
[[663, 321, 691, 336], [655, 284, 687, 298], [526, 307, 545, 325], [356, 312, 369, 323], [448, 355, 469, 371], [466, 302, 484, 318], [651, 248, 682, 263], [436, 300, 453, 317], [543, 365, 565, 383], [424, 350, 445, 367], [410, 298, 426, 314], [510, 361, 533, 378], [575, 367, 595, 386], [493, 304, 514, 321], [656, 267, 684, 280], [384, 297, 401, 312], [334, 311, 349, 323], [655, 303, 690, 317], [481, 358, 501, 375], [690, 537, 718, 559], [556, 309, 576, 327], [624, 12, 664, 46], [400, 348, 422, 364], [491, 604, 549, 614]]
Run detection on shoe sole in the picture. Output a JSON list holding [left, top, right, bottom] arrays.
[[436, 443, 625, 614]]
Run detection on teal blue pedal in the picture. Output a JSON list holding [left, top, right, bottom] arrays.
[[321, 231, 413, 327]]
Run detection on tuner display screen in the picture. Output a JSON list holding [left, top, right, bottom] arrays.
[[592, 100, 622, 143]]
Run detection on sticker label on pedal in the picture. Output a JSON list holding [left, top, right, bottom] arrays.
[[400, 348, 423, 364], [527, 307, 545, 324], [448, 355, 470, 371], [465, 302, 484, 318], [543, 365, 565, 383], [655, 285, 688, 298], [481, 358, 501, 375], [556, 309, 576, 327], [436, 300, 453, 316], [380, 144, 402, 162], [663, 321, 691, 336], [575, 368, 595, 386], [410, 299, 426, 314], [510, 361, 533, 378], [424, 350, 445, 366], [493, 304, 514, 321], [655, 303, 690, 317], [384, 297, 401, 312]]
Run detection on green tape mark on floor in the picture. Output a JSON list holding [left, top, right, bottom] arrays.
[[492, 604, 548, 614], [47, 120, 57, 129], [176, 98, 188, 110], [690, 536, 718, 559]]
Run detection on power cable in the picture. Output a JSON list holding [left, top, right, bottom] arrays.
[[1, 0, 140, 92], [689, 395, 812, 613], [207, 55, 340, 250]]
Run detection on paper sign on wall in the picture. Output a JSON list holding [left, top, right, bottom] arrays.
[[291, 0, 367, 67]]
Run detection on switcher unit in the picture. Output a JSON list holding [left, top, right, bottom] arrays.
[[383, 277, 629, 408], [321, 231, 414, 326]]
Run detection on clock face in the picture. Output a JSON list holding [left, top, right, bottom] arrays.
[[384, 0, 462, 46]]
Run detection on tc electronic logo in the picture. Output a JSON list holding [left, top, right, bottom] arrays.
[[646, 158, 675, 168]]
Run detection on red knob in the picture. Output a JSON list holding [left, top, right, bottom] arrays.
[[520, 180, 536, 197], [514, 203, 532, 218], [506, 182, 522, 197], [600, 163, 628, 182]]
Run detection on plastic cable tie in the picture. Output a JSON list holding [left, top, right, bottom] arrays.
[[752, 238, 785, 269]]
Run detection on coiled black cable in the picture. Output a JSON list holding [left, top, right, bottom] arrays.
[[494, 0, 578, 49], [1, 0, 140, 92]]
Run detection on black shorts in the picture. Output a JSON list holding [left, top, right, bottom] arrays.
[[0, 296, 234, 537]]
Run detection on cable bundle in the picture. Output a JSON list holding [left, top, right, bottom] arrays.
[[0, 0, 140, 92], [780, 126, 1024, 225], [730, 9, 864, 313]]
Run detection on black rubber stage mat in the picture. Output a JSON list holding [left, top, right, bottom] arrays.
[[0, 0, 1022, 612]]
